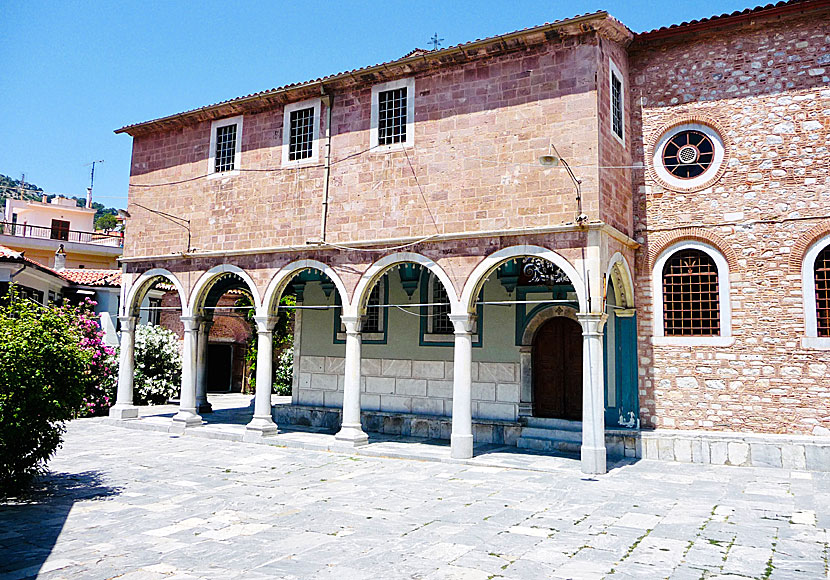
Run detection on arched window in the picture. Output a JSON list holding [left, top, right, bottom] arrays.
[[652, 241, 732, 345], [804, 238, 830, 348], [662, 249, 720, 336]]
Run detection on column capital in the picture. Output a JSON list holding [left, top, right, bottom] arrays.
[[198, 318, 214, 332], [340, 315, 362, 335], [448, 313, 475, 335], [577, 312, 607, 335], [180, 315, 202, 332], [118, 316, 137, 332], [253, 315, 277, 334]]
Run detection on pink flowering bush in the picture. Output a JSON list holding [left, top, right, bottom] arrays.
[[63, 298, 117, 417]]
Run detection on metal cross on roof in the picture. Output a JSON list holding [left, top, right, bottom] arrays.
[[429, 33, 444, 50]]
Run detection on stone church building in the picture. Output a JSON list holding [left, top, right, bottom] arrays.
[[110, 0, 830, 474]]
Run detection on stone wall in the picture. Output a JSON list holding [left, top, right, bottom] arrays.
[[630, 12, 830, 435], [296, 355, 521, 421]]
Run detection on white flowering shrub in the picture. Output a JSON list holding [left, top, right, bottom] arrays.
[[273, 347, 293, 396], [132, 324, 182, 405]]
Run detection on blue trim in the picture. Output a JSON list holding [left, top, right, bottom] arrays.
[[419, 269, 483, 347], [514, 284, 577, 346]]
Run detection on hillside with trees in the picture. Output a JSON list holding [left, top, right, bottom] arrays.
[[0, 174, 119, 230]]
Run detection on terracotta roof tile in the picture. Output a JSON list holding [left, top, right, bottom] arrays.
[[59, 269, 122, 287]]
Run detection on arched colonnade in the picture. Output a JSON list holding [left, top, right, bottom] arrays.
[[110, 245, 634, 475]]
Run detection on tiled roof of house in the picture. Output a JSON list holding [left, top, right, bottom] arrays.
[[0, 244, 122, 287], [635, 0, 828, 40], [60, 269, 122, 287]]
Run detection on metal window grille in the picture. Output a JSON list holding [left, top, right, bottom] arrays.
[[431, 278, 453, 334], [611, 72, 623, 139], [289, 107, 315, 161], [662, 249, 720, 336], [378, 87, 407, 145], [363, 283, 382, 334], [661, 130, 715, 180], [816, 247, 830, 337], [214, 124, 237, 172]]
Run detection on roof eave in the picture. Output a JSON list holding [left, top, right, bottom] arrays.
[[116, 11, 630, 137]]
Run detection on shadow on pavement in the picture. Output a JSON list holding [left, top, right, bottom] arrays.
[[0, 470, 121, 579]]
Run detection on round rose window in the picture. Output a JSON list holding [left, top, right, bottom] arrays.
[[651, 122, 726, 192], [661, 130, 715, 180]]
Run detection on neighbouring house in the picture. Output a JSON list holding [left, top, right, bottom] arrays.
[[110, 0, 830, 474], [1, 195, 123, 269]]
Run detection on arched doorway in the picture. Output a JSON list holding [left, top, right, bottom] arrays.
[[532, 317, 583, 420]]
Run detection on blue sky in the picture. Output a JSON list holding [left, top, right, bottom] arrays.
[[0, 1, 762, 209]]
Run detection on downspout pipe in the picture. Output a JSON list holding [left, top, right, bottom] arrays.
[[320, 86, 333, 243]]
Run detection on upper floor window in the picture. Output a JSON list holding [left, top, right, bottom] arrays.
[[652, 122, 725, 192], [282, 98, 321, 166], [652, 241, 732, 346], [609, 59, 624, 145], [802, 235, 830, 349], [371, 78, 415, 150], [209, 116, 243, 175]]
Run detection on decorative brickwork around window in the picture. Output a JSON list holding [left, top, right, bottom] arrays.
[[662, 249, 720, 336], [816, 246, 830, 338]]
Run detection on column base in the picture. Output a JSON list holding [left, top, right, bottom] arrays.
[[334, 423, 369, 447], [196, 401, 213, 414], [244, 416, 278, 441], [451, 433, 474, 459], [580, 445, 607, 475], [108, 404, 139, 420], [170, 409, 203, 433]]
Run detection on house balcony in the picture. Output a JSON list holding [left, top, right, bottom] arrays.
[[0, 221, 123, 268]]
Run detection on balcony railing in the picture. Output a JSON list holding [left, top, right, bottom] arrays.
[[0, 221, 124, 248]]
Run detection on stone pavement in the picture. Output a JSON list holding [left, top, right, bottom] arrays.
[[1, 410, 829, 579]]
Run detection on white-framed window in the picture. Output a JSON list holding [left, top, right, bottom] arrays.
[[337, 277, 386, 342], [209, 115, 243, 176], [651, 241, 732, 346], [652, 123, 725, 192], [370, 77, 415, 150], [282, 98, 321, 166], [609, 59, 624, 146], [802, 234, 830, 349], [425, 274, 454, 339]]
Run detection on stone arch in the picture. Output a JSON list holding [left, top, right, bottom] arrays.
[[187, 264, 262, 317], [260, 259, 350, 317], [646, 228, 738, 272], [790, 220, 830, 274], [459, 245, 587, 315], [605, 252, 635, 309], [520, 305, 579, 346], [124, 268, 188, 317], [351, 252, 457, 317]]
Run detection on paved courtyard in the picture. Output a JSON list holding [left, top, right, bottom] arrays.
[[1, 413, 829, 580]]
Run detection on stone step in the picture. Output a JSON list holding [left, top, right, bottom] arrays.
[[517, 436, 581, 454], [522, 417, 582, 431], [520, 426, 582, 443]]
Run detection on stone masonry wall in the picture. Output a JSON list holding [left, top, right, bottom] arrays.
[[296, 355, 521, 421], [630, 12, 830, 435], [124, 34, 609, 258]]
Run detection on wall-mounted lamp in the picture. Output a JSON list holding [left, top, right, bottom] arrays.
[[539, 144, 588, 226]]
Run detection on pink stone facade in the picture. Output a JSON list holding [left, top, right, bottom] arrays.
[[118, 3, 830, 444]]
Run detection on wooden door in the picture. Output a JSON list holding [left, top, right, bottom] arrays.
[[532, 317, 583, 420]]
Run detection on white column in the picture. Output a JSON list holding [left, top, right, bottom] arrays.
[[195, 319, 213, 414], [449, 313, 475, 459], [578, 312, 607, 475], [109, 316, 138, 419], [171, 316, 203, 430], [245, 316, 279, 439], [334, 315, 368, 446]]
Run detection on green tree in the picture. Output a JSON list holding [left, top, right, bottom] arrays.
[[95, 213, 118, 231], [0, 288, 92, 495]]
